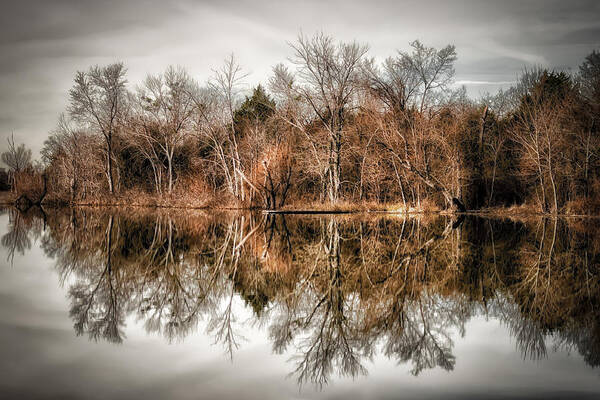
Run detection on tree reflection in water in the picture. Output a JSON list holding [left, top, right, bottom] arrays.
[[1, 207, 44, 264], [3, 207, 600, 386]]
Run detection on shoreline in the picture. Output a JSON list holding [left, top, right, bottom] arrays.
[[2, 197, 599, 218]]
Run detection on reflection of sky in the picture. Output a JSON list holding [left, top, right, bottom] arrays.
[[0, 214, 599, 399]]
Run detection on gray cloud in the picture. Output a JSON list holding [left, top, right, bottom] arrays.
[[0, 0, 186, 44], [0, 0, 599, 157]]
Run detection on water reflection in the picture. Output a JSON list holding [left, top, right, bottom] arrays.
[[3, 207, 600, 387], [1, 207, 44, 264]]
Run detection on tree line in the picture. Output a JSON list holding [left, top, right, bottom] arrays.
[[3, 33, 600, 213]]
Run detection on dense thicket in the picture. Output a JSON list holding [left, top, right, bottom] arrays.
[[5, 35, 600, 213]]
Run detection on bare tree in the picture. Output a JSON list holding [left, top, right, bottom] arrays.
[[577, 50, 600, 198], [194, 55, 251, 202], [68, 63, 128, 194], [134, 66, 197, 194], [254, 143, 293, 209], [213, 55, 248, 201], [125, 113, 165, 194], [42, 115, 86, 202], [362, 54, 421, 116], [361, 40, 465, 210], [398, 40, 457, 112], [43, 117, 105, 201], [366, 97, 466, 210], [511, 70, 573, 213], [270, 33, 369, 202], [486, 129, 506, 207], [579, 50, 600, 110], [1, 133, 32, 191]]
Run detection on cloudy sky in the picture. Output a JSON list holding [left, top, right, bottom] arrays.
[[1, 0, 599, 157]]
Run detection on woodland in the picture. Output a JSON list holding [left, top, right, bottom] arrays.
[[3, 34, 600, 214]]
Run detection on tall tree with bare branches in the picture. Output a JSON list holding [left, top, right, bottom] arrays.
[[194, 55, 252, 202], [134, 66, 198, 194], [68, 63, 128, 195], [270, 33, 368, 202], [1, 133, 32, 192]]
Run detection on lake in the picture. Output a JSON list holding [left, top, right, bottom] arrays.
[[0, 207, 599, 399]]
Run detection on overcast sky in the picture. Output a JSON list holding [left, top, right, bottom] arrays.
[[1, 0, 599, 158]]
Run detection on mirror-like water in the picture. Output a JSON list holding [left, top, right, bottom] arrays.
[[1, 207, 599, 399]]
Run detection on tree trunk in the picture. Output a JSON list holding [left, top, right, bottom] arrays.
[[547, 144, 558, 214], [106, 133, 114, 194], [328, 131, 342, 203], [478, 105, 488, 152], [488, 151, 498, 207], [39, 173, 48, 204], [167, 152, 173, 194]]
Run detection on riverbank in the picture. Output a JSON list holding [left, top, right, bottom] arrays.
[[3, 191, 600, 218]]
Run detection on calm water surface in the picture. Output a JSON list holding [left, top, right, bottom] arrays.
[[0, 207, 599, 399]]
